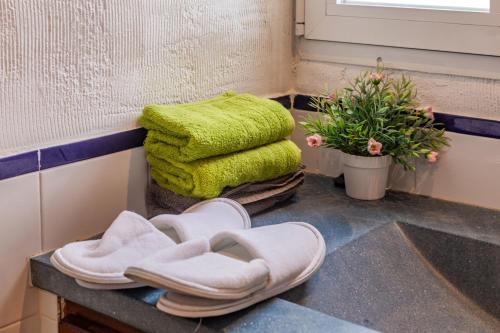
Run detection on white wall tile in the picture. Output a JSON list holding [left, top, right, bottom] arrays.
[[293, 108, 500, 209], [318, 148, 343, 178], [0, 173, 41, 327], [416, 132, 500, 210], [0, 315, 40, 333], [40, 151, 132, 250], [37, 290, 57, 321], [291, 109, 321, 172], [126, 147, 148, 217], [389, 163, 416, 193], [39, 316, 57, 333]]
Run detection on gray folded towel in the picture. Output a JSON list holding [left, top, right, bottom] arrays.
[[147, 170, 304, 217]]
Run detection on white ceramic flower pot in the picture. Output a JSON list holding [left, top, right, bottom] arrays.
[[342, 152, 392, 200]]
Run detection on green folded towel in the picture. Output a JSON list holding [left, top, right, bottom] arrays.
[[147, 139, 301, 199], [140, 92, 295, 162]]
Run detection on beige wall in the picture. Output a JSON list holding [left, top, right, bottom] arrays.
[[0, 0, 294, 156], [293, 37, 500, 121], [294, 60, 500, 121]]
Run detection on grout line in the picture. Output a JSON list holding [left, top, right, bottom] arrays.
[[0, 314, 40, 330], [39, 313, 57, 323], [37, 149, 41, 171], [38, 150, 44, 251]]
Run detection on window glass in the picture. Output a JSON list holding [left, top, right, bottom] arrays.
[[338, 0, 489, 12]]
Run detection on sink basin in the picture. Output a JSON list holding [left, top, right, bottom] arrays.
[[281, 222, 500, 333]]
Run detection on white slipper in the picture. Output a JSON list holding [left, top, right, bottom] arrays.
[[124, 222, 325, 316], [50, 198, 250, 289]]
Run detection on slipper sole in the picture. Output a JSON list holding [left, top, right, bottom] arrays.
[[75, 278, 145, 290], [50, 249, 134, 284], [125, 266, 269, 300]]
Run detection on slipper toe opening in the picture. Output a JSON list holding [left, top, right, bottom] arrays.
[[150, 198, 251, 242]]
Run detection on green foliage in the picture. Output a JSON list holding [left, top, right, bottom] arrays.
[[300, 65, 449, 170]]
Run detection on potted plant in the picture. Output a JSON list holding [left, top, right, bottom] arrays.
[[301, 64, 449, 200]]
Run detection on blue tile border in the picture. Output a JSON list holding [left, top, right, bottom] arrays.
[[434, 113, 500, 140], [0, 128, 147, 180], [0, 150, 39, 180], [0, 95, 293, 180], [40, 128, 147, 170], [294, 94, 317, 112], [293, 94, 500, 139], [272, 95, 292, 109], [4, 93, 496, 180], [38, 95, 292, 170]]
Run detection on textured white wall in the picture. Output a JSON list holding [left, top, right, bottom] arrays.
[[0, 0, 293, 156], [294, 61, 500, 121]]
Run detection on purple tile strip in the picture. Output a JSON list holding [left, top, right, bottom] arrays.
[[293, 94, 500, 139], [293, 95, 317, 112], [40, 128, 147, 170], [272, 95, 292, 109], [4, 94, 496, 180], [434, 113, 500, 140], [0, 96, 292, 180], [0, 150, 39, 180], [38, 96, 291, 170]]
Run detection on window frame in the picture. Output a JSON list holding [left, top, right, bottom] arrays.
[[304, 0, 500, 56]]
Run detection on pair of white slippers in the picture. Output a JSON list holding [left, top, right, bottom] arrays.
[[51, 199, 326, 318]]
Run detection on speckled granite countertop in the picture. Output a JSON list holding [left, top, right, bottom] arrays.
[[31, 173, 500, 333]]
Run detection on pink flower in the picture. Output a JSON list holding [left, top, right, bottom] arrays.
[[367, 138, 383, 155], [306, 134, 323, 148], [369, 72, 385, 83], [423, 106, 434, 120], [427, 151, 439, 163]]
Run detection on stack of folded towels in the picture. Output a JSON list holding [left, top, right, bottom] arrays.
[[140, 92, 303, 215]]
